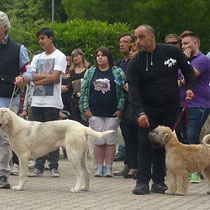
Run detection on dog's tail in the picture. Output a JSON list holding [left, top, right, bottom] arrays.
[[84, 127, 115, 169], [84, 127, 115, 138], [203, 134, 210, 145]]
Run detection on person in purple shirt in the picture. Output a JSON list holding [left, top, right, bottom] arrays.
[[179, 30, 210, 183]]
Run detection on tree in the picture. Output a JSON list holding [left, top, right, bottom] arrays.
[[61, 0, 210, 53]]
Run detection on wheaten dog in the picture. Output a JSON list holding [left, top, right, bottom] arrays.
[[0, 108, 114, 192], [149, 125, 210, 196]]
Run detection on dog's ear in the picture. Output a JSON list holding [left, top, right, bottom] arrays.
[[1, 109, 12, 125]]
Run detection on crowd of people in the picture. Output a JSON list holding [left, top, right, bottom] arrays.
[[0, 11, 209, 196]]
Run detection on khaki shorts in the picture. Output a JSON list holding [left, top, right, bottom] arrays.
[[88, 116, 120, 145]]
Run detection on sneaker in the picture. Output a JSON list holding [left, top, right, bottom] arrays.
[[104, 165, 113, 177], [28, 168, 43, 177], [190, 172, 200, 183], [113, 164, 129, 176], [10, 163, 19, 176], [151, 182, 168, 194], [132, 183, 150, 195], [50, 169, 60, 178], [114, 152, 125, 162], [0, 176, 10, 189], [94, 165, 104, 177]]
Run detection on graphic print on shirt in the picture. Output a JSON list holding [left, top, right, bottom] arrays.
[[93, 78, 110, 94], [164, 58, 177, 67], [33, 58, 54, 96]]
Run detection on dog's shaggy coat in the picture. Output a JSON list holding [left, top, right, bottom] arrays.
[[149, 125, 210, 196], [0, 108, 114, 192]]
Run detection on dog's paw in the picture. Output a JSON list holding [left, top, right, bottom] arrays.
[[165, 190, 175, 195], [175, 191, 185, 196], [70, 188, 81, 193], [12, 185, 23, 191]]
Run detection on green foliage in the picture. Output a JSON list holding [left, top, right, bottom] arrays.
[[3, 0, 210, 55], [61, 0, 210, 53], [11, 19, 132, 63]]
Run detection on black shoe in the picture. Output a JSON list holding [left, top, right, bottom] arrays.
[[151, 182, 168, 194], [132, 183, 150, 195], [0, 176, 10, 189], [114, 152, 125, 162], [133, 173, 138, 180]]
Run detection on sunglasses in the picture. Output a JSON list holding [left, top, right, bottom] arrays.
[[166, 41, 179, 45]]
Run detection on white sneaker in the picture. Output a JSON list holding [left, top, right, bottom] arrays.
[[50, 169, 60, 178], [10, 164, 19, 176], [104, 165, 113, 177]]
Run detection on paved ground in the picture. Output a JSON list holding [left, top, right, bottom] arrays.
[[1, 159, 210, 210]]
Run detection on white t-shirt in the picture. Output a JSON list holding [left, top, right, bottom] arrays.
[[31, 49, 67, 109]]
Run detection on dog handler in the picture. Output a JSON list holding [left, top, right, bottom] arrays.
[[0, 11, 33, 189], [126, 24, 196, 195]]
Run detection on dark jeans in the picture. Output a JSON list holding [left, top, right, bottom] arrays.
[[120, 120, 138, 169], [177, 107, 210, 144], [31, 107, 60, 172], [136, 109, 176, 185]]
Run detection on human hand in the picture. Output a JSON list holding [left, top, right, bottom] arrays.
[[186, 89, 194, 100], [14, 76, 25, 87], [183, 48, 191, 58], [61, 85, 69, 93], [84, 110, 92, 119], [123, 83, 128, 92], [113, 110, 122, 119], [138, 114, 150, 128], [20, 110, 28, 119]]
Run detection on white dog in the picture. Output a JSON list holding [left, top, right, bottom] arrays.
[[0, 108, 114, 192]]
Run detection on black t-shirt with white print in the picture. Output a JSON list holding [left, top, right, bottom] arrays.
[[89, 67, 117, 117]]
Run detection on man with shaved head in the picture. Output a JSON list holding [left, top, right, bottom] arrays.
[[126, 24, 196, 195]]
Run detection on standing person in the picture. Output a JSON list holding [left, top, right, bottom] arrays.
[[69, 49, 89, 125], [114, 34, 135, 176], [59, 55, 72, 119], [126, 24, 196, 195], [80, 46, 125, 177], [179, 31, 210, 183], [164, 34, 181, 48], [0, 11, 33, 189], [115, 34, 139, 179], [164, 34, 184, 143], [28, 28, 67, 178], [21, 50, 43, 120]]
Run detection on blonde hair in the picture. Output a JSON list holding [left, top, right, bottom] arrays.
[[71, 49, 89, 71], [0, 11, 11, 33]]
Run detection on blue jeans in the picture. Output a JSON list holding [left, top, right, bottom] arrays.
[[31, 107, 60, 172], [179, 108, 210, 144]]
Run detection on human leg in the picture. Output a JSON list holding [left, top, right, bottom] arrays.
[[123, 121, 138, 177], [0, 105, 19, 189], [186, 108, 209, 144], [89, 116, 106, 177], [0, 133, 12, 189]]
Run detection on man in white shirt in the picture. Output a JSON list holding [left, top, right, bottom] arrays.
[[29, 28, 67, 178]]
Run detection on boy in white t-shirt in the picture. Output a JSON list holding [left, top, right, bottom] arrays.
[[28, 28, 67, 178]]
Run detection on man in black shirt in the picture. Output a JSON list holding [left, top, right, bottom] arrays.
[[127, 24, 196, 195]]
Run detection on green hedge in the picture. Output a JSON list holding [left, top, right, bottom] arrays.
[[10, 19, 133, 63]]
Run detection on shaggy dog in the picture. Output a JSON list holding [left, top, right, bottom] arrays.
[[0, 108, 114, 192], [149, 125, 210, 196]]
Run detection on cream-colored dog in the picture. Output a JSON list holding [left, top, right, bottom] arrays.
[[0, 108, 114, 192], [149, 125, 210, 196]]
